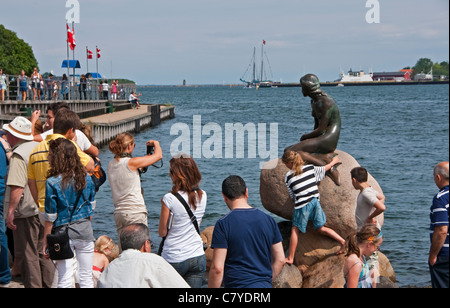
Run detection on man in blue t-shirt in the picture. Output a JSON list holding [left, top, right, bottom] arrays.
[[429, 161, 449, 288], [209, 175, 285, 288]]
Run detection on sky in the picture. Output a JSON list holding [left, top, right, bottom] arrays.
[[1, 0, 448, 85]]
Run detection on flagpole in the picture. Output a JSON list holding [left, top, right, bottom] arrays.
[[86, 46, 89, 75], [66, 23, 70, 101], [96, 45, 99, 100], [72, 22, 76, 100]]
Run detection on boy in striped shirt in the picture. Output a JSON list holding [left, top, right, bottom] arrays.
[[282, 150, 345, 264]]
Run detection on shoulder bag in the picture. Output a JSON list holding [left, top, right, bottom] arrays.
[[46, 190, 82, 260]]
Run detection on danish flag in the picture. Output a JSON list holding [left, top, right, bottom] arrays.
[[87, 49, 93, 59], [67, 24, 76, 50], [96, 48, 101, 59]]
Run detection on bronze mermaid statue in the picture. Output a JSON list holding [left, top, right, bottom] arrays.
[[285, 74, 342, 185]]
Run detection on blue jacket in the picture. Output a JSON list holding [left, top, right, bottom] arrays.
[[0, 142, 8, 212], [44, 174, 95, 228]]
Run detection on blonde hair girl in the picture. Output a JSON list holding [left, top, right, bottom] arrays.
[[343, 224, 383, 288], [92, 235, 118, 287], [282, 150, 306, 176], [281, 150, 344, 265]]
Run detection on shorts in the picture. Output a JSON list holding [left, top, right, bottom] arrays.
[[0, 83, 6, 90], [292, 197, 326, 233], [20, 86, 27, 92]]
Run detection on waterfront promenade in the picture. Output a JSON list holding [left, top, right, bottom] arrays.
[[0, 100, 175, 147], [82, 104, 175, 146]]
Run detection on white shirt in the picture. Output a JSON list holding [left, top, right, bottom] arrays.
[[356, 186, 381, 230], [161, 191, 206, 263], [40, 129, 92, 152], [97, 249, 190, 288]]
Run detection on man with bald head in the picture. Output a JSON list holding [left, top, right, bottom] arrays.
[[429, 161, 449, 288]]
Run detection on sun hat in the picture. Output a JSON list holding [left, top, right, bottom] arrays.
[[2, 116, 34, 141]]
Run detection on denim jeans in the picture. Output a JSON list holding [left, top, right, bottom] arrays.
[[170, 254, 206, 288]]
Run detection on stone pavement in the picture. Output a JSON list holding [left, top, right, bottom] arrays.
[[84, 106, 151, 124]]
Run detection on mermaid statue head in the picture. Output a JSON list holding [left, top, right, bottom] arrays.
[[300, 74, 324, 97]]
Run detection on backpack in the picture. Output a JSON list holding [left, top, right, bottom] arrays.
[[91, 157, 106, 192]]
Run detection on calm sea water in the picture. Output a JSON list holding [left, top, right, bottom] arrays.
[[91, 83, 449, 288]]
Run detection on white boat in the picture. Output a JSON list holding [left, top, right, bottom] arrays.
[[337, 69, 373, 82]]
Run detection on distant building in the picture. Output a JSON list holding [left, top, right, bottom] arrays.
[[372, 70, 411, 81], [413, 69, 433, 81]]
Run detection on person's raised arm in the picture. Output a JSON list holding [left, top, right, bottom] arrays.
[[128, 140, 162, 171]]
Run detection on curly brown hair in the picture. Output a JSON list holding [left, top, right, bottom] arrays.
[[47, 138, 86, 191]]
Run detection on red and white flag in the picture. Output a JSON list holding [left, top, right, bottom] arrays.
[[263, 40, 266, 45], [87, 49, 93, 59], [96, 48, 101, 59], [67, 24, 76, 50]]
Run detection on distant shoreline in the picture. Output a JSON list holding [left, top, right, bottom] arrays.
[[137, 80, 449, 87]]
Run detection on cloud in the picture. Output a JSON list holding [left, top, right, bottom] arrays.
[[1, 0, 448, 84]]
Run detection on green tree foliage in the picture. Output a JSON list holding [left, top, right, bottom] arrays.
[[0, 25, 39, 75], [433, 61, 449, 77], [413, 58, 449, 78]]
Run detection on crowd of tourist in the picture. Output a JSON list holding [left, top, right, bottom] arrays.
[[0, 67, 126, 102], [0, 101, 448, 289]]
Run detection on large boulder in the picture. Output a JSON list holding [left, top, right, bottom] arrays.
[[260, 150, 385, 267], [272, 264, 303, 288], [201, 226, 215, 269]]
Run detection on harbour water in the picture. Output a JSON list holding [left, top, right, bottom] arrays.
[[91, 83, 449, 288]]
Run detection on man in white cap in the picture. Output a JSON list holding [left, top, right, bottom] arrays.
[[3, 116, 55, 288]]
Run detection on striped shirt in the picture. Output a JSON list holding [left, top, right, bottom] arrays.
[[430, 185, 449, 257], [285, 165, 326, 209]]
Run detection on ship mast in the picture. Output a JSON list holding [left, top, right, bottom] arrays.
[[252, 47, 256, 84], [260, 41, 264, 82]]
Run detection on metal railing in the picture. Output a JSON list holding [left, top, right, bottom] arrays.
[[1, 73, 136, 102]]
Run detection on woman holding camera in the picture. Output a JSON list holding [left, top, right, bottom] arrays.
[[108, 132, 162, 250], [158, 154, 207, 288]]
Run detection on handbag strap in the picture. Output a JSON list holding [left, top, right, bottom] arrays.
[[68, 190, 83, 224], [172, 192, 200, 235]]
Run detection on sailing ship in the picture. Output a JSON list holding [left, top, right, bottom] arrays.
[[240, 40, 274, 88]]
